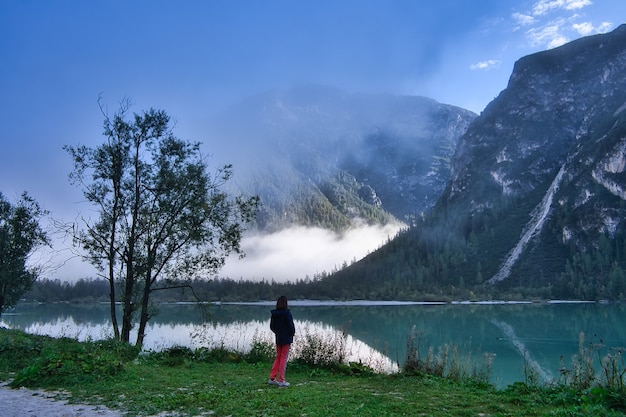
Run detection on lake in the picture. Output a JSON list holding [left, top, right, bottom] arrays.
[[3, 301, 625, 388]]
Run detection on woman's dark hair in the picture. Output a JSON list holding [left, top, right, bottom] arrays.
[[276, 295, 288, 310]]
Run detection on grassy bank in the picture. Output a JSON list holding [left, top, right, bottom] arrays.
[[1, 328, 625, 416]]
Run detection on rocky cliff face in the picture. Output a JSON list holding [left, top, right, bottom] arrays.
[[211, 86, 476, 232], [441, 24, 626, 289], [451, 24, 626, 203], [320, 25, 626, 299]]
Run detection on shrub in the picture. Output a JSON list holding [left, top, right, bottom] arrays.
[[245, 331, 274, 363], [10, 336, 136, 387], [403, 325, 493, 385], [194, 346, 243, 363], [0, 328, 45, 374], [292, 325, 348, 369], [147, 345, 195, 367], [558, 332, 626, 393]]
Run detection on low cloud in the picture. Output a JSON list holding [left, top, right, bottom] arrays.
[[532, 0, 592, 16], [526, 18, 613, 50], [562, 0, 593, 11], [220, 223, 404, 282], [572, 22, 594, 35], [573, 21, 613, 36], [470, 60, 501, 71], [515, 0, 612, 51], [512, 12, 535, 28], [526, 21, 569, 48]]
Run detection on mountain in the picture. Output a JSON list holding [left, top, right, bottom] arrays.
[[208, 86, 476, 232], [319, 24, 626, 300]]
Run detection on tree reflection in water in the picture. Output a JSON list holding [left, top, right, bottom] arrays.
[[3, 301, 626, 388]]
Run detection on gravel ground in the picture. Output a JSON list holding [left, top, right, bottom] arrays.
[[0, 381, 123, 417]]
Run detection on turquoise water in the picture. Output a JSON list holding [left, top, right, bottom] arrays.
[[3, 301, 625, 388]]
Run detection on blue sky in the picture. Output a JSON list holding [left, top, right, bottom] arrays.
[[1, 0, 624, 281]]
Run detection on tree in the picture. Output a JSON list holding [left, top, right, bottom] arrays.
[[65, 99, 259, 346], [0, 192, 49, 317]]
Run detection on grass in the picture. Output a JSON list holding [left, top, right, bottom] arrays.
[[1, 328, 626, 416], [66, 363, 538, 416]]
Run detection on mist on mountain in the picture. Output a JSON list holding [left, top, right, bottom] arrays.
[[320, 24, 626, 300], [200, 85, 475, 281]]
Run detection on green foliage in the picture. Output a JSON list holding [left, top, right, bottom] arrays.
[[292, 325, 348, 370], [512, 331, 626, 413], [0, 329, 139, 387], [556, 332, 626, 393], [64, 99, 259, 346], [252, 168, 396, 234], [403, 325, 494, 385], [3, 328, 626, 416], [25, 278, 110, 303], [0, 328, 45, 376], [144, 345, 196, 367], [317, 170, 396, 228], [245, 331, 275, 363], [197, 346, 244, 363], [0, 192, 49, 315]]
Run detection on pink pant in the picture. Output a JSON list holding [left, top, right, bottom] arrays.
[[269, 344, 290, 382]]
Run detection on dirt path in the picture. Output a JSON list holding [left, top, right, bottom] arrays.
[[0, 382, 123, 417]]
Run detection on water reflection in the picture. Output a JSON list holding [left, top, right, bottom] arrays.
[[3, 301, 626, 388]]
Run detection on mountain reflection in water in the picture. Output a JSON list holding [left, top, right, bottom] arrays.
[[3, 301, 625, 388]]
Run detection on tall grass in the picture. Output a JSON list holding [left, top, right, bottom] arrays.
[[4, 327, 626, 416], [4, 324, 626, 398], [292, 324, 348, 369], [556, 332, 626, 392], [403, 325, 494, 385]]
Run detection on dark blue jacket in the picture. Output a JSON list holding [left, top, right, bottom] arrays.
[[270, 308, 295, 345]]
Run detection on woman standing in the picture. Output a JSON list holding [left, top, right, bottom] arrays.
[[268, 295, 296, 387]]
